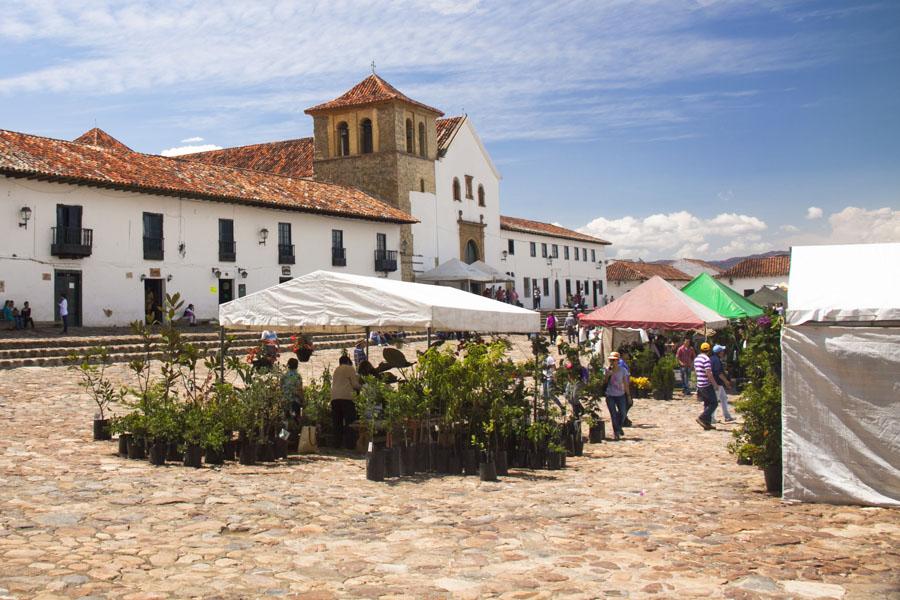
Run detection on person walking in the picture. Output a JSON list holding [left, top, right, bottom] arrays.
[[565, 312, 577, 343], [281, 357, 304, 426], [694, 342, 718, 430], [546, 312, 558, 343], [58, 293, 69, 334], [676, 337, 696, 395], [331, 355, 361, 449], [21, 301, 34, 329], [711, 344, 735, 423], [603, 352, 630, 440], [532, 285, 541, 310]]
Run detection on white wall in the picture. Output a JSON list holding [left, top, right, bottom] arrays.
[[413, 119, 501, 271], [1, 176, 402, 326], [500, 231, 608, 310], [719, 276, 788, 297]]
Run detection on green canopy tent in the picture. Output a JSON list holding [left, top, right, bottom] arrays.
[[681, 273, 764, 319]]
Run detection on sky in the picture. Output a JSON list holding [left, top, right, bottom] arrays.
[[1, 0, 898, 259]]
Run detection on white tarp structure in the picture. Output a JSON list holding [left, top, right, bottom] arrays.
[[469, 260, 514, 282], [219, 269, 541, 334], [782, 243, 900, 507], [416, 258, 493, 284]]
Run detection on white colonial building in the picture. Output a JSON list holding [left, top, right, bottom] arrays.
[[716, 254, 791, 297], [606, 260, 692, 298], [1, 74, 611, 328]]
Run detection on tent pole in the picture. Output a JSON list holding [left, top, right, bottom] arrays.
[[218, 326, 225, 382], [427, 327, 432, 347], [365, 326, 370, 356]]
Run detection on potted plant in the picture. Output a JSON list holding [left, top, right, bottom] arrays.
[[650, 355, 676, 400], [728, 314, 784, 495], [290, 334, 315, 362], [69, 347, 124, 440], [629, 376, 651, 399], [357, 375, 387, 481]]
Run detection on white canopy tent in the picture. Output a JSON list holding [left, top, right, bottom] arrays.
[[469, 260, 514, 283], [415, 258, 494, 284], [782, 243, 900, 507], [219, 269, 541, 334]]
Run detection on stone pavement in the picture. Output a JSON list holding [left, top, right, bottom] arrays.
[[0, 338, 898, 599]]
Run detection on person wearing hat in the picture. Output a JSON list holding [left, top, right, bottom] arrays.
[[603, 351, 630, 440], [693, 342, 718, 430], [711, 344, 735, 423]]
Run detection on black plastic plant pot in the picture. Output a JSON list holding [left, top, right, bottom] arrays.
[[436, 446, 450, 474], [149, 441, 167, 466], [118, 434, 131, 457], [223, 439, 237, 461], [589, 424, 605, 444], [126, 436, 146, 460], [415, 443, 429, 473], [385, 446, 401, 478], [366, 449, 386, 481], [530, 450, 545, 470], [296, 348, 313, 363], [764, 463, 783, 496], [183, 444, 202, 468], [495, 450, 509, 476], [273, 438, 288, 460], [573, 436, 584, 457], [400, 445, 416, 476], [204, 447, 224, 465], [166, 441, 182, 461], [239, 440, 257, 465], [257, 442, 275, 462], [547, 452, 563, 470], [448, 452, 462, 475], [479, 460, 498, 482], [93, 418, 111, 441], [463, 448, 479, 476]]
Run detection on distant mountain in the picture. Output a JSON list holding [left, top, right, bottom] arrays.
[[707, 250, 789, 270]]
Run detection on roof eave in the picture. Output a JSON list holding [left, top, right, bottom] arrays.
[[500, 222, 611, 245], [0, 168, 418, 225]]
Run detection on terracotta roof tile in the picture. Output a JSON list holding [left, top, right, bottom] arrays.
[[607, 261, 692, 282], [716, 254, 790, 279], [179, 138, 314, 179], [0, 129, 415, 224], [72, 128, 133, 153], [500, 215, 610, 245], [436, 116, 464, 155], [305, 74, 443, 116]]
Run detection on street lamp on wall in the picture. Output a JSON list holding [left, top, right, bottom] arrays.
[[18, 206, 32, 229], [501, 250, 508, 262], [258, 227, 269, 245]]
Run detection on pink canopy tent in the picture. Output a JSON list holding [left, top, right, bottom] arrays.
[[581, 276, 728, 330]]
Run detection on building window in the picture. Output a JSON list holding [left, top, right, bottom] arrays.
[[465, 175, 474, 199], [564, 246, 569, 260], [574, 247, 579, 261], [405, 118, 414, 153], [582, 248, 587, 261], [591, 249, 596, 262], [452, 177, 461, 201], [524, 278, 531, 297], [337, 121, 350, 157], [551, 244, 558, 258], [477, 184, 485, 207], [566, 279, 572, 297], [541, 243, 548, 258], [360, 118, 373, 154], [530, 242, 536, 257], [508, 239, 515, 255], [218, 218, 235, 262], [278, 222, 294, 264], [142, 212, 164, 260], [464, 239, 479, 264], [420, 178, 425, 192], [418, 122, 426, 157], [543, 278, 550, 296], [332, 229, 346, 266]]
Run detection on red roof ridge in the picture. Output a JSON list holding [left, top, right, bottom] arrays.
[[305, 74, 443, 116], [716, 254, 791, 279], [73, 127, 133, 152], [179, 137, 313, 156], [436, 116, 465, 155], [500, 215, 611, 245], [608, 260, 692, 282]]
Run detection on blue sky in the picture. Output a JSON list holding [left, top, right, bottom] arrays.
[[1, 0, 898, 258]]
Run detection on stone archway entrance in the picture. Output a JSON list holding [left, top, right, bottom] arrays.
[[464, 239, 479, 265]]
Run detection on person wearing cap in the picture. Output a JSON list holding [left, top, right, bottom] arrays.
[[711, 344, 735, 423], [693, 342, 718, 429], [603, 352, 630, 440]]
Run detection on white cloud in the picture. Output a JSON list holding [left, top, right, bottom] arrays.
[[780, 224, 799, 232], [578, 211, 767, 260], [180, 136, 204, 143], [827, 206, 900, 243], [0, 1, 826, 141], [806, 206, 823, 219], [160, 143, 222, 157]]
